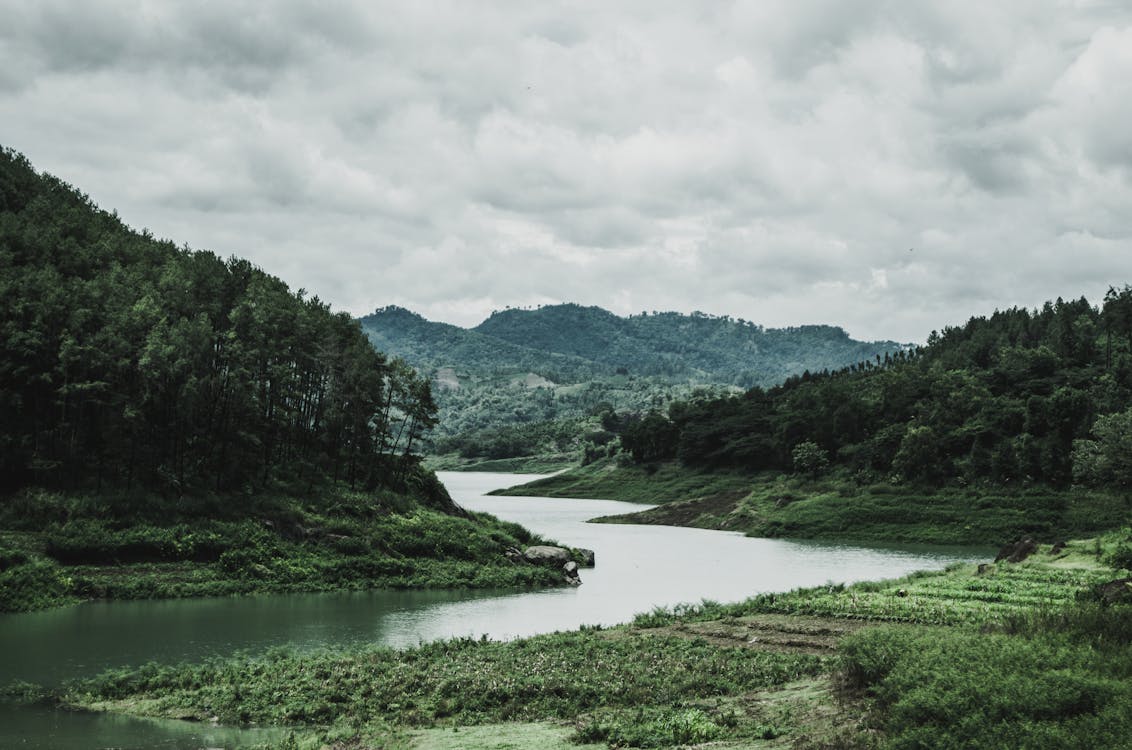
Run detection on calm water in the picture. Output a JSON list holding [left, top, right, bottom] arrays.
[[0, 471, 991, 748]]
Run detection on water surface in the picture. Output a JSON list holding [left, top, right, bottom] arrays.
[[0, 471, 990, 748]]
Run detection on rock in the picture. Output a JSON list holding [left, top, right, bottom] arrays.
[[562, 560, 581, 585], [522, 545, 573, 566], [895, 589, 908, 598], [976, 563, 992, 575], [1096, 577, 1132, 605], [576, 548, 596, 568], [995, 537, 1038, 564], [1049, 540, 1067, 555]]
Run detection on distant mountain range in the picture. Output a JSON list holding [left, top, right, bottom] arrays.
[[359, 303, 906, 389], [357, 305, 908, 451]]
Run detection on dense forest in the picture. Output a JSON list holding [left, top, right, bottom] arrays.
[[475, 303, 904, 385], [618, 292, 1132, 490], [0, 147, 576, 614], [0, 147, 438, 499], [358, 303, 903, 465]]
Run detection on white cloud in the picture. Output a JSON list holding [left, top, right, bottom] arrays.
[[2, 0, 1131, 343]]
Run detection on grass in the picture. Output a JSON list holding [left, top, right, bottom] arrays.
[[0, 486, 567, 614], [60, 630, 825, 748], [491, 457, 753, 505], [498, 460, 1132, 546], [43, 535, 1132, 748]]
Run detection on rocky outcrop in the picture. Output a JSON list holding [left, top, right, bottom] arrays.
[[522, 545, 573, 566], [514, 545, 586, 585], [995, 537, 1038, 564], [576, 548, 596, 568]]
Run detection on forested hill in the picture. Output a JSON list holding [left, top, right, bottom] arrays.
[[619, 292, 1132, 490], [0, 146, 575, 614], [360, 303, 905, 389], [358, 304, 905, 466], [359, 305, 613, 382], [475, 304, 903, 385], [0, 146, 436, 497]]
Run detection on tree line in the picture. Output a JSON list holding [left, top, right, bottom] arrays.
[[620, 290, 1132, 489], [0, 147, 437, 499]]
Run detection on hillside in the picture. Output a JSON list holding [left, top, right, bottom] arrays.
[[499, 291, 1132, 544], [0, 146, 566, 612], [476, 304, 904, 384], [358, 304, 906, 469]]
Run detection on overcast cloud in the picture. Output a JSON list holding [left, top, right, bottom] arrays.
[[2, 0, 1131, 342]]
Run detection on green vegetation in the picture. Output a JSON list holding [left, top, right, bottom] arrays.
[[498, 460, 1129, 545], [60, 628, 823, 748], [840, 614, 1132, 749], [39, 535, 1132, 748], [498, 290, 1132, 548], [358, 304, 903, 468], [0, 147, 573, 614], [0, 482, 562, 614], [610, 292, 1132, 490]]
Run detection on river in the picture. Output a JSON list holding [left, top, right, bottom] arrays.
[[0, 472, 989, 748]]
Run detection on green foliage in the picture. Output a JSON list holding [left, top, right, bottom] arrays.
[[0, 481, 563, 612], [792, 441, 830, 477], [1073, 407, 1132, 487], [632, 557, 1114, 628], [0, 146, 437, 498], [64, 630, 822, 731], [0, 555, 73, 612], [358, 304, 903, 461], [626, 293, 1132, 497], [840, 616, 1132, 749]]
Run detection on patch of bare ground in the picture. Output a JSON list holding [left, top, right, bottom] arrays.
[[609, 614, 869, 656]]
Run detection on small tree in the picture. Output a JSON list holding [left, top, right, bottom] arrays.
[[792, 440, 829, 478]]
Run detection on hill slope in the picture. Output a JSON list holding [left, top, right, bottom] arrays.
[[0, 146, 566, 612], [358, 304, 906, 468], [499, 291, 1132, 544]]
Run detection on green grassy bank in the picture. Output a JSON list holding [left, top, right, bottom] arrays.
[[495, 459, 1131, 546], [0, 481, 563, 614], [24, 533, 1132, 749]]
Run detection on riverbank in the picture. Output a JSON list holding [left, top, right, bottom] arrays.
[[424, 453, 578, 474], [0, 481, 565, 615], [40, 533, 1132, 749], [493, 459, 1131, 546]]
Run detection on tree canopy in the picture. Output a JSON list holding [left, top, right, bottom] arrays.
[[620, 292, 1132, 490], [0, 146, 436, 499]]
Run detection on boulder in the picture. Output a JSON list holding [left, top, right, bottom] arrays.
[[576, 548, 596, 568], [562, 560, 581, 586], [1049, 540, 1068, 555], [1096, 577, 1132, 605], [994, 537, 1038, 564], [522, 545, 573, 566]]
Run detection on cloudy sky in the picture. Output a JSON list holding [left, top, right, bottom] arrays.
[[2, 1, 1130, 342]]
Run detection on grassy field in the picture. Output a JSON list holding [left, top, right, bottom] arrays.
[[30, 533, 1132, 749]]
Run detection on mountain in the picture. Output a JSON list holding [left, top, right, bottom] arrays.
[[358, 303, 907, 466], [362, 303, 905, 389], [474, 304, 905, 384], [359, 305, 613, 382]]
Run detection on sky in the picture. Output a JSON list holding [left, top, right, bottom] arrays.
[[2, 1, 1131, 343]]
